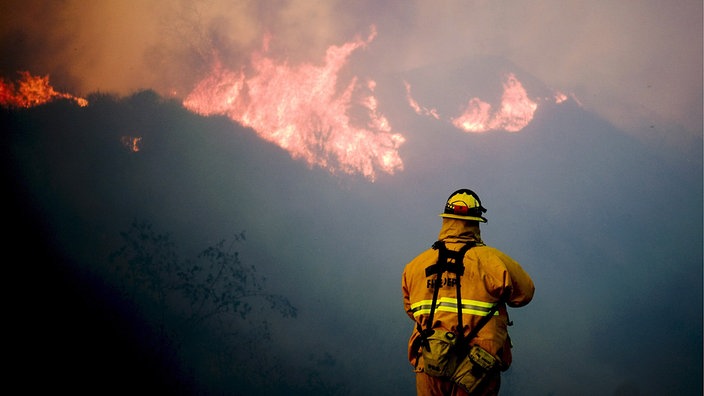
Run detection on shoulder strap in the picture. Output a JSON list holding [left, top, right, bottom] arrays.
[[448, 242, 474, 347], [424, 241, 469, 277], [420, 241, 475, 339]]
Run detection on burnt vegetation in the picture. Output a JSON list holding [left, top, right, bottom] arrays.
[[107, 220, 346, 395]]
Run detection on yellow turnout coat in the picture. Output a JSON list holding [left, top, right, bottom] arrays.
[[402, 218, 535, 370]]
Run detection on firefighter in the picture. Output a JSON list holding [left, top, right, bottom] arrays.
[[402, 189, 534, 395]]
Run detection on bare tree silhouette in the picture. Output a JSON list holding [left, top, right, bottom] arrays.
[[108, 219, 304, 394]]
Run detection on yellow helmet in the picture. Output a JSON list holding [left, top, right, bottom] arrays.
[[439, 189, 488, 222]]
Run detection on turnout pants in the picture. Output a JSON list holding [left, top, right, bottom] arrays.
[[415, 371, 500, 396]]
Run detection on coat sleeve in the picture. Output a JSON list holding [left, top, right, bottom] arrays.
[[476, 247, 535, 307], [402, 269, 415, 321], [498, 250, 535, 307]]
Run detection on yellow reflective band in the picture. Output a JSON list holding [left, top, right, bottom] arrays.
[[410, 297, 498, 318]]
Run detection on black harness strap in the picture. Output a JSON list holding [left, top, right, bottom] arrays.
[[419, 241, 475, 351], [464, 299, 500, 343]]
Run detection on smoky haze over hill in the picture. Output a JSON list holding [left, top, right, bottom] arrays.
[[3, 87, 702, 395]]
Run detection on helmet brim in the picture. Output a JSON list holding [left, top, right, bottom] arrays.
[[439, 213, 487, 222]]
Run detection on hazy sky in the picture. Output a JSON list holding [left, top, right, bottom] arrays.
[[2, 2, 702, 395]]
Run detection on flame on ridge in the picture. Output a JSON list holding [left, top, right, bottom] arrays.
[[451, 73, 538, 133], [406, 73, 541, 133], [0, 71, 88, 108], [183, 27, 405, 181]]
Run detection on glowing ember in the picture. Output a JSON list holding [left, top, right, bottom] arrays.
[[183, 27, 405, 181], [0, 71, 88, 108], [121, 136, 143, 152], [452, 73, 537, 133], [554, 92, 568, 104]]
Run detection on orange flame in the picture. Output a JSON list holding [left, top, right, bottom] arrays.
[[0, 71, 88, 108], [183, 27, 405, 181]]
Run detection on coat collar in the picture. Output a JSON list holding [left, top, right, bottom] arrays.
[[437, 218, 484, 245]]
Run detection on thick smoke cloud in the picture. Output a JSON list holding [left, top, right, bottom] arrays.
[[2, 1, 701, 148]]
